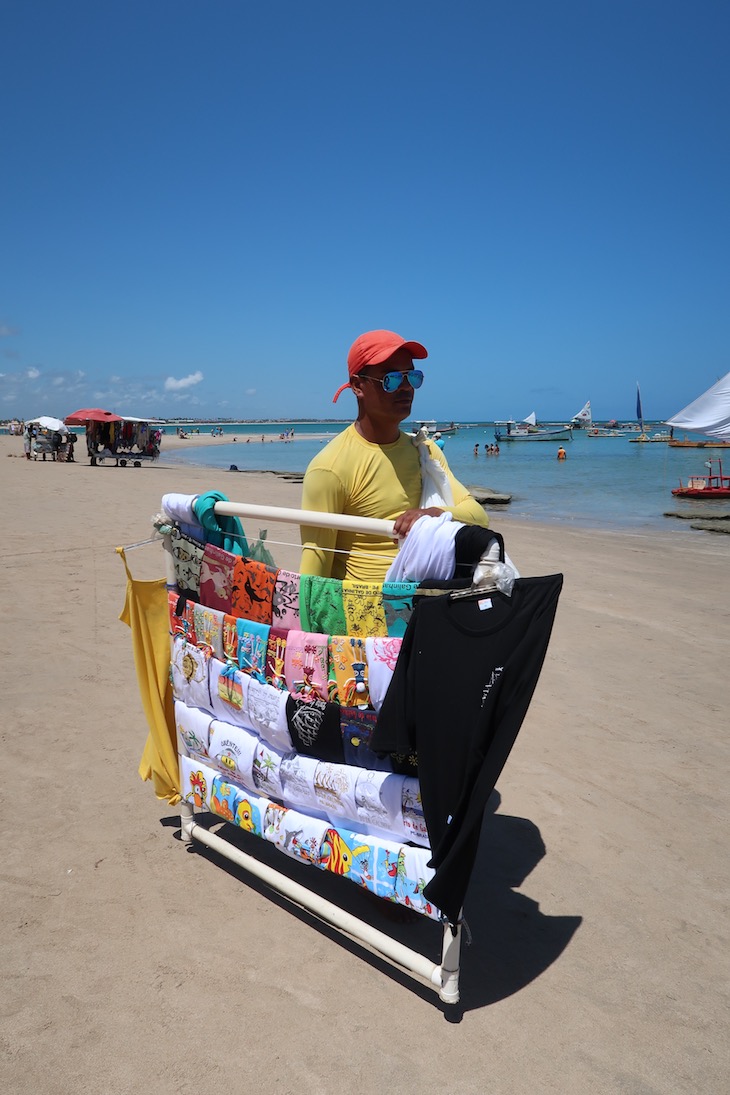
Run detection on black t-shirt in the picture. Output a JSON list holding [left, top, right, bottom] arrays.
[[286, 695, 345, 763], [372, 573, 563, 923]]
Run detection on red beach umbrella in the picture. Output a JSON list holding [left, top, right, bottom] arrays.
[[65, 408, 124, 425]]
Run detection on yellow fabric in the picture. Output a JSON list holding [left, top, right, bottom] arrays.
[[342, 580, 388, 637], [300, 424, 488, 581], [117, 548, 180, 804]]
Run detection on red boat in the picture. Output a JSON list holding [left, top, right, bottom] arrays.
[[672, 459, 730, 498]]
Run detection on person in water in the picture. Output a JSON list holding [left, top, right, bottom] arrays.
[[300, 329, 489, 581]]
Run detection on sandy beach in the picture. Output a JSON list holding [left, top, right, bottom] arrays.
[[2, 432, 728, 1094]]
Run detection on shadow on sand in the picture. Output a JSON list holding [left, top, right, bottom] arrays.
[[162, 789, 581, 1017]]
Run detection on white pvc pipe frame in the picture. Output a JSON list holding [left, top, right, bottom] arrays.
[[163, 498, 462, 1006]]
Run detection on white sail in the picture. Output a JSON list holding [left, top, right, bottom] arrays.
[[522, 411, 537, 426], [571, 400, 592, 426], [664, 372, 730, 440]]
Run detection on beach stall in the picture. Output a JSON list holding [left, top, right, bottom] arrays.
[[25, 415, 73, 461], [121, 494, 561, 1006], [114, 416, 163, 465], [65, 408, 123, 464], [65, 409, 161, 466]]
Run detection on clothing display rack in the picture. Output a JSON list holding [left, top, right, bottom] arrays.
[[160, 498, 464, 1006]]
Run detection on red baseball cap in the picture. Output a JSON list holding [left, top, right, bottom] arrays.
[[332, 329, 428, 403]]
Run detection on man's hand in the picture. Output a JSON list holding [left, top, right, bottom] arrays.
[[392, 507, 445, 540]]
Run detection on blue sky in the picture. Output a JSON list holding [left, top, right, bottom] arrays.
[[2, 0, 728, 423]]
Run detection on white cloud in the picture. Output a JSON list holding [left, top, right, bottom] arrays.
[[53, 377, 64, 386], [0, 324, 19, 337], [27, 367, 40, 379], [164, 371, 203, 392], [245, 388, 256, 396]]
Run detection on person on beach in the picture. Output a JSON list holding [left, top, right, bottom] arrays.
[[300, 329, 489, 581]]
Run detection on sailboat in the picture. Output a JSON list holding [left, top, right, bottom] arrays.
[[628, 384, 671, 443], [629, 384, 650, 442], [570, 400, 592, 429], [665, 372, 730, 448]]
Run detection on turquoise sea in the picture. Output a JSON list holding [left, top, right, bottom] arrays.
[[160, 421, 730, 533]]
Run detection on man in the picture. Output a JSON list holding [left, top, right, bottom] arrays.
[[300, 329, 489, 581]]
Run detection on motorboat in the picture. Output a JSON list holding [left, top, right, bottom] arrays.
[[672, 459, 730, 498], [415, 419, 459, 436], [494, 413, 573, 443]]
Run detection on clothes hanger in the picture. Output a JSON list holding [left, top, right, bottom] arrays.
[[449, 533, 517, 600]]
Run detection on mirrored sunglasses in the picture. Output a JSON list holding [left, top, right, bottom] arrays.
[[361, 369, 424, 393]]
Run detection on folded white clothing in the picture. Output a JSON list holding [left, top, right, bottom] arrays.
[[162, 492, 200, 526], [171, 637, 211, 710], [364, 636, 402, 713], [180, 755, 217, 812], [174, 700, 212, 758], [264, 805, 329, 866], [384, 512, 458, 583], [354, 770, 406, 841], [401, 776, 430, 847], [207, 720, 259, 791], [398, 845, 439, 916], [246, 677, 292, 752], [279, 752, 329, 819], [252, 740, 286, 801], [313, 761, 359, 827]]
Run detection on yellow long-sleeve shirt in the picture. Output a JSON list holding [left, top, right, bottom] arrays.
[[300, 425, 488, 581]]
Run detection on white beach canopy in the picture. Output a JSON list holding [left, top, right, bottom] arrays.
[[664, 372, 730, 440], [25, 415, 69, 433]]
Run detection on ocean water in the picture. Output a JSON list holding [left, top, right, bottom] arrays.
[[161, 421, 730, 533]]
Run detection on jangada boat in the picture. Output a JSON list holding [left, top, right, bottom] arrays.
[[629, 383, 662, 442], [570, 400, 592, 429], [416, 419, 459, 436], [667, 438, 730, 448], [672, 459, 730, 499], [665, 371, 730, 448], [494, 413, 573, 443]]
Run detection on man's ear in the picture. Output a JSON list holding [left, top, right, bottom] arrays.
[[350, 373, 365, 397]]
